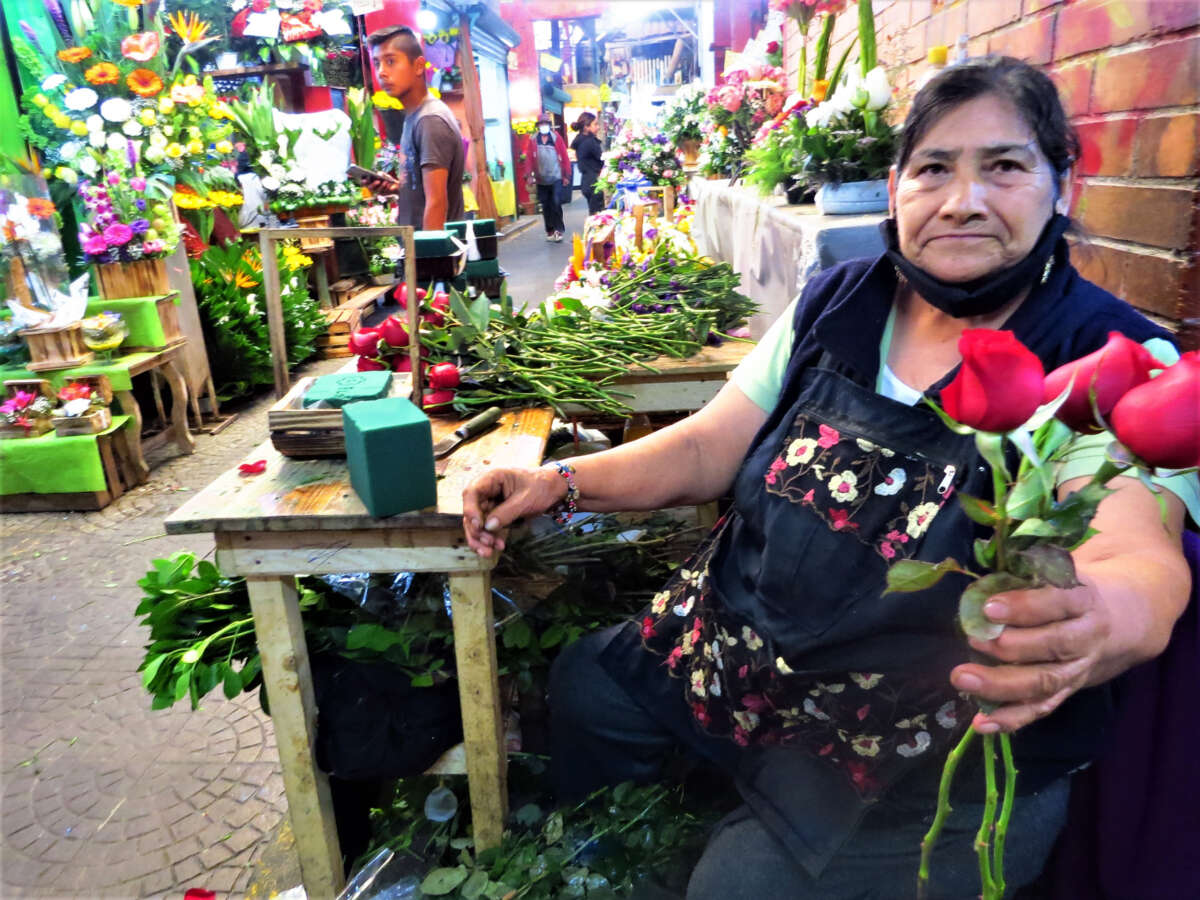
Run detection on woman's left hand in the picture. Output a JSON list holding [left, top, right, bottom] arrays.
[[950, 475, 1190, 733]]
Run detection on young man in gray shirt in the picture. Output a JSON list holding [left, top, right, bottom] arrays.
[[366, 25, 465, 229]]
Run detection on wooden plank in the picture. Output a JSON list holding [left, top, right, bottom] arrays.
[[165, 406, 554, 534], [448, 571, 506, 851], [314, 335, 351, 348], [0, 490, 111, 512], [261, 230, 290, 399], [318, 348, 355, 359], [216, 527, 485, 576], [244, 575, 344, 899], [618, 341, 752, 380], [345, 284, 392, 310]]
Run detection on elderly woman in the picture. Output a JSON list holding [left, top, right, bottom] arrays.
[[462, 57, 1195, 898]]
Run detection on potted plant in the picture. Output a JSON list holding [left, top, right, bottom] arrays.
[[368, 237, 400, 285], [660, 84, 706, 166]]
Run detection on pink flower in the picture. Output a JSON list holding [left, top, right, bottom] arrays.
[[692, 701, 711, 727], [879, 541, 896, 559], [817, 424, 840, 448], [719, 88, 742, 113], [802, 489, 815, 504], [742, 693, 770, 713], [641, 616, 656, 638], [103, 223, 133, 246], [83, 234, 108, 255], [737, 664, 749, 679], [120, 31, 160, 62], [129, 177, 146, 191], [856, 704, 870, 721], [732, 726, 750, 746], [829, 508, 859, 531], [142, 239, 166, 254], [666, 646, 683, 669], [769, 457, 787, 472]]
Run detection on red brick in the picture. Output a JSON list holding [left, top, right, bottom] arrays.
[[967, 0, 1022, 37], [1091, 36, 1200, 113], [1049, 60, 1093, 118], [1132, 112, 1200, 178], [1075, 116, 1139, 176], [1055, 0, 1200, 60], [925, 2, 968, 49], [1076, 183, 1197, 250], [988, 12, 1056, 66], [1070, 241, 1193, 320]]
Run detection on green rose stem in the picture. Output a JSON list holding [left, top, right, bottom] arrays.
[[976, 733, 998, 894], [918, 725, 976, 899], [994, 733, 1018, 896]]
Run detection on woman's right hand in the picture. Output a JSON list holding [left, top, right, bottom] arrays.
[[462, 466, 565, 558]]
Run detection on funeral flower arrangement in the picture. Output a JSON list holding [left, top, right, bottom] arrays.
[[698, 65, 787, 177], [884, 330, 1199, 899]]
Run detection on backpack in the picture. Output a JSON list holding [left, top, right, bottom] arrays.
[[535, 137, 562, 185]]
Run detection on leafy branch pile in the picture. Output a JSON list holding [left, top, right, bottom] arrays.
[[427, 278, 751, 418], [368, 772, 721, 900]]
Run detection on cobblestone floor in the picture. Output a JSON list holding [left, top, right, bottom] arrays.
[[0, 211, 574, 899]]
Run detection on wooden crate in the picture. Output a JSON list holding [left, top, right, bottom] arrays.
[[0, 418, 54, 439], [294, 214, 334, 251], [329, 279, 360, 306], [95, 257, 169, 300], [267, 372, 411, 457], [0, 418, 142, 510], [321, 305, 362, 335], [52, 407, 111, 435], [19, 323, 93, 372]]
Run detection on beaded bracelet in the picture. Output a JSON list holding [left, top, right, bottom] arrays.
[[545, 461, 579, 524]]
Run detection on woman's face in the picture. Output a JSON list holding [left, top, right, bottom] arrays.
[[588, 118, 600, 135], [889, 93, 1066, 283]]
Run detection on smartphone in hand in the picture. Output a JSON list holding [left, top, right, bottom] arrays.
[[347, 165, 400, 191]]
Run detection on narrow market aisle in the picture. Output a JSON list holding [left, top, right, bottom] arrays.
[[502, 198, 591, 309], [0, 360, 346, 897]]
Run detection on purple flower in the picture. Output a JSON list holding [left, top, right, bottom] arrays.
[[130, 218, 150, 235], [135, 198, 146, 211], [669, 279, 681, 290], [645, 227, 658, 239], [103, 223, 133, 246], [653, 304, 666, 312]]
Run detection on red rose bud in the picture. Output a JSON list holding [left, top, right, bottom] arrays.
[[422, 389, 456, 409], [392, 355, 423, 373], [348, 328, 380, 357], [428, 362, 460, 389], [356, 356, 388, 371], [767, 41, 780, 53], [422, 309, 445, 327], [1109, 351, 1200, 469], [378, 315, 410, 348], [1044, 331, 1160, 432], [431, 291, 450, 312], [393, 284, 427, 309], [942, 329, 1045, 432]]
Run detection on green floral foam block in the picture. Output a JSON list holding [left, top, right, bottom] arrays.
[[343, 397, 436, 517], [301, 371, 392, 408]]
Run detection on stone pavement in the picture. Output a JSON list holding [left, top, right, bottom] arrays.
[[0, 210, 575, 899]]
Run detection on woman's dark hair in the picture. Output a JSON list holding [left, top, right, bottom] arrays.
[[896, 56, 1080, 178], [571, 112, 597, 133]]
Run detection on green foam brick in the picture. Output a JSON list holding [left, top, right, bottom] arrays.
[[301, 371, 392, 408], [343, 397, 437, 517]]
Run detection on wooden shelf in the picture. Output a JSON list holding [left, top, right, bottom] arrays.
[[207, 62, 310, 78]]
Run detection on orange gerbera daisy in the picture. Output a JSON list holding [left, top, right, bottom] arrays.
[[26, 198, 56, 219], [127, 68, 164, 98], [84, 62, 120, 85], [57, 46, 93, 63]]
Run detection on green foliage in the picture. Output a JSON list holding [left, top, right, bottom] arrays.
[[346, 87, 377, 170], [658, 85, 706, 145], [368, 773, 720, 900], [799, 108, 898, 185], [190, 240, 324, 399], [744, 115, 806, 196]]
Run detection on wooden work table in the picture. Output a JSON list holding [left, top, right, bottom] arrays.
[[165, 406, 554, 898]]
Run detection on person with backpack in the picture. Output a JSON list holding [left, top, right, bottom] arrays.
[[532, 115, 571, 242]]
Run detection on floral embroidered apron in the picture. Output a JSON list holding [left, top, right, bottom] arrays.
[[600, 361, 990, 875]]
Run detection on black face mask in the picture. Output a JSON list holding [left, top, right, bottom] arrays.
[[879, 213, 1071, 318]]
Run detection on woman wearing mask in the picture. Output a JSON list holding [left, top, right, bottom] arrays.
[[532, 116, 571, 242], [571, 112, 605, 216]]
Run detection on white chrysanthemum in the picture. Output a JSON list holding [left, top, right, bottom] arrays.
[[59, 140, 83, 160], [122, 120, 143, 137], [41, 74, 67, 91], [77, 154, 98, 176], [260, 176, 280, 192], [85, 113, 104, 132], [88, 130, 107, 149], [105, 131, 127, 152], [64, 88, 98, 111], [100, 97, 132, 123]]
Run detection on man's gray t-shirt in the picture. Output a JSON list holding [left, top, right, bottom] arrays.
[[399, 95, 466, 228]]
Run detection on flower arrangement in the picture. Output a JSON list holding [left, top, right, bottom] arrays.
[[698, 67, 787, 177], [77, 155, 182, 264], [659, 84, 707, 147], [744, 97, 814, 196], [884, 330, 1199, 899], [0, 389, 55, 435], [53, 379, 109, 419], [596, 123, 686, 197], [512, 119, 539, 137], [1, 171, 74, 306]]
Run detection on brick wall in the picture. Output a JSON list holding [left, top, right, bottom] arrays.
[[783, 0, 1200, 347]]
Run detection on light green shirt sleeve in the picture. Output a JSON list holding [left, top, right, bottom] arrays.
[[729, 298, 797, 412], [1054, 338, 1200, 524]]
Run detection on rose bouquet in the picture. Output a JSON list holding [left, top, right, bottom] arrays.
[[596, 124, 687, 198], [884, 329, 1199, 899], [698, 66, 787, 177]]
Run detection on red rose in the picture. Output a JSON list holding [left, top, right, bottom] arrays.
[[348, 328, 380, 357], [1044, 331, 1160, 433], [767, 41, 780, 54], [251, 0, 270, 11], [422, 389, 456, 409], [377, 315, 409, 348], [1109, 351, 1200, 469], [430, 291, 450, 312], [428, 362, 460, 389], [356, 356, 388, 372], [394, 283, 427, 309], [941, 329, 1045, 432]]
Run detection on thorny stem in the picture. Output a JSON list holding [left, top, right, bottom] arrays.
[[993, 734, 1018, 897], [917, 726, 976, 899], [976, 734, 998, 898]]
